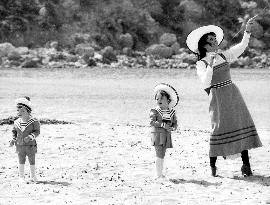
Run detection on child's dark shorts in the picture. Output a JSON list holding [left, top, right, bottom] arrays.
[[16, 145, 37, 165], [154, 145, 166, 159]]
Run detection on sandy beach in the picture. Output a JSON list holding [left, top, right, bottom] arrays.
[[0, 68, 269, 205]]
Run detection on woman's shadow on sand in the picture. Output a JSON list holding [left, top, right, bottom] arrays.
[[36, 180, 71, 186], [169, 178, 222, 187], [232, 174, 270, 186], [169, 175, 270, 187]]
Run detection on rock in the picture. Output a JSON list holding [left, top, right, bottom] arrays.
[[145, 44, 173, 58], [249, 38, 266, 49], [16, 47, 29, 55], [75, 44, 95, 57], [119, 33, 134, 48], [238, 56, 251, 67], [101, 46, 117, 64], [94, 52, 103, 61], [159, 33, 177, 47], [171, 42, 181, 55], [0, 43, 15, 57], [7, 50, 21, 61], [21, 58, 40, 68]]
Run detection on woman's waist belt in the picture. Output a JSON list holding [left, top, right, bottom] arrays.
[[211, 79, 232, 89], [205, 80, 232, 95]]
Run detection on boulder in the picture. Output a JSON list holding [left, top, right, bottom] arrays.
[[21, 58, 40, 68], [145, 44, 173, 58], [16, 47, 29, 55], [75, 44, 95, 57], [7, 50, 21, 61], [159, 33, 177, 47], [0, 43, 15, 57]]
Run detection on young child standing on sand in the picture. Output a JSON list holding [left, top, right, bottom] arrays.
[[10, 97, 40, 183], [149, 83, 179, 178]]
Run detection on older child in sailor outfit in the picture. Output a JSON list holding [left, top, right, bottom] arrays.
[[186, 17, 262, 177], [10, 97, 40, 183], [149, 83, 179, 178]]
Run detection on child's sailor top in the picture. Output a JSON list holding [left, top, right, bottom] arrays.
[[12, 118, 40, 146], [149, 107, 178, 148]]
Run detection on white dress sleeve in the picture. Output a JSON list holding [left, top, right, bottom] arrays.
[[222, 32, 251, 62], [196, 60, 213, 89]]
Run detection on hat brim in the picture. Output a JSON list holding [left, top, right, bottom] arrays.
[[15, 98, 32, 111], [186, 25, 224, 53], [154, 83, 179, 108]]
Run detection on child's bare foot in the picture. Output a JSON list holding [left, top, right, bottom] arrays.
[[28, 176, 38, 183], [155, 174, 166, 180]]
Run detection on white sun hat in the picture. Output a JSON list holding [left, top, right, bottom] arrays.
[[15, 97, 32, 112], [186, 25, 224, 53], [154, 83, 179, 108]]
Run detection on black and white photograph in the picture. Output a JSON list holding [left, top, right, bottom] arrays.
[[0, 0, 270, 204]]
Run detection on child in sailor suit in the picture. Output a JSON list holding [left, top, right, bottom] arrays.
[[10, 97, 40, 183], [150, 83, 179, 178]]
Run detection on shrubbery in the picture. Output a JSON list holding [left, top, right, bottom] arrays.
[[0, 0, 269, 50]]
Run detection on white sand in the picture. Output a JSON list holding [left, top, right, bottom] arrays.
[[0, 68, 269, 204], [0, 123, 269, 205]]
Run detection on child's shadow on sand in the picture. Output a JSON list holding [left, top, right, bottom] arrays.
[[169, 178, 222, 187], [232, 175, 270, 186], [36, 180, 71, 186]]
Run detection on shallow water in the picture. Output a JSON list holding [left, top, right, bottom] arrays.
[[0, 67, 269, 133]]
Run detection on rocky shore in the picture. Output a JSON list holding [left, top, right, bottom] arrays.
[[0, 40, 269, 70]]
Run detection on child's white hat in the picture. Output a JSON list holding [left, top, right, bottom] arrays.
[[154, 83, 179, 108], [186, 25, 224, 53], [15, 96, 32, 112]]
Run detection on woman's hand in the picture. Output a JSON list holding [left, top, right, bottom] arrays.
[[209, 53, 217, 67], [245, 15, 258, 33]]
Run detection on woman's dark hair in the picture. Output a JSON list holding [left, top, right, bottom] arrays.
[[155, 90, 171, 103], [197, 32, 216, 60], [24, 96, 31, 101]]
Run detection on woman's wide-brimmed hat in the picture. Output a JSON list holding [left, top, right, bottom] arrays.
[[154, 83, 179, 108], [186, 25, 224, 53], [15, 97, 32, 112]]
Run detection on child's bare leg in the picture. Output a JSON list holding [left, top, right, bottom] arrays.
[[155, 146, 166, 178], [18, 151, 26, 182], [28, 148, 37, 182]]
